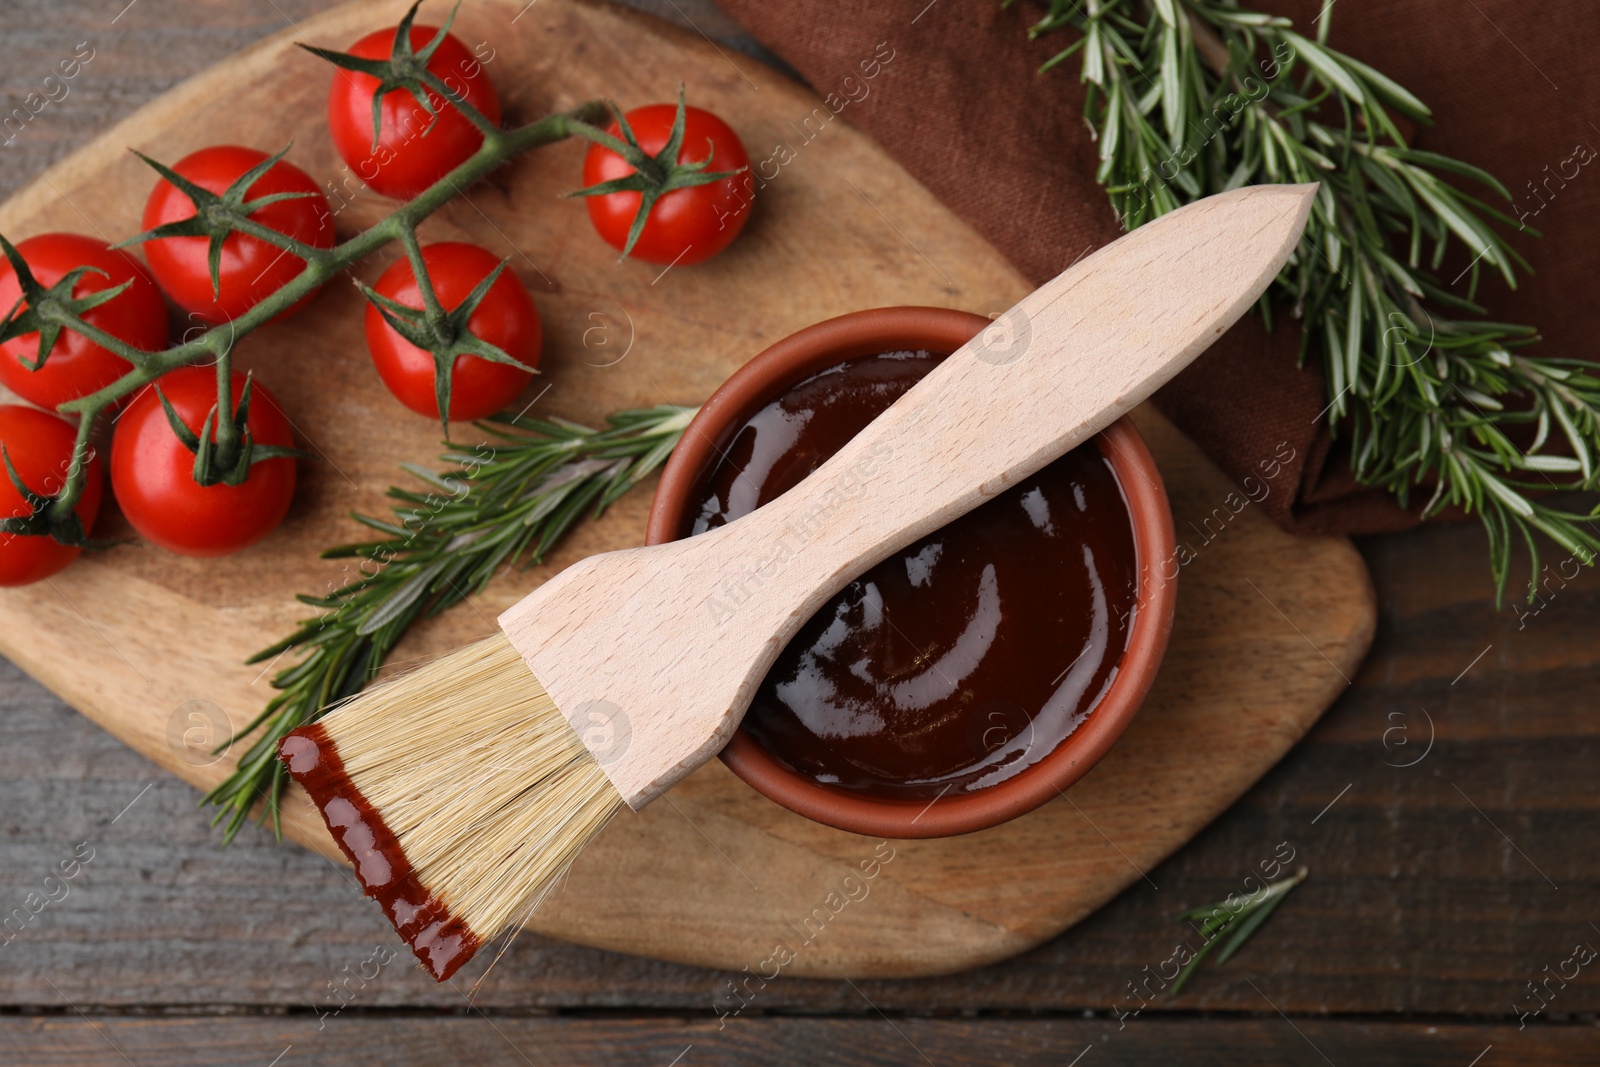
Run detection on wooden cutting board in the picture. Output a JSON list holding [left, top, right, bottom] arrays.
[[0, 0, 1374, 979]]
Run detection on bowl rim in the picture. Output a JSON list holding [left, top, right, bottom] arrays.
[[646, 306, 1177, 838]]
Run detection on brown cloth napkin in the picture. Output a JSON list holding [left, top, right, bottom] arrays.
[[716, 0, 1600, 535]]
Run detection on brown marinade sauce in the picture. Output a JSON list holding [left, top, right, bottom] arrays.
[[279, 725, 479, 981], [684, 351, 1138, 799]]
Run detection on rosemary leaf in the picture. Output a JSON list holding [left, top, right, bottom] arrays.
[[1171, 867, 1307, 994]]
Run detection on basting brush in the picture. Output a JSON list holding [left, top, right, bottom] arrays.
[[278, 183, 1317, 980]]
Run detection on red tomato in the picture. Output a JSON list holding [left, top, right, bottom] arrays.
[[582, 104, 752, 265], [111, 366, 297, 557], [327, 25, 500, 200], [0, 234, 168, 409], [0, 404, 103, 586], [364, 242, 539, 421], [140, 145, 335, 326]]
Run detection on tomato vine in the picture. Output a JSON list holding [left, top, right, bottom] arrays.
[[0, 1, 698, 551]]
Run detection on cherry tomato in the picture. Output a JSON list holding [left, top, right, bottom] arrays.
[[0, 404, 103, 586], [0, 233, 168, 410], [140, 145, 335, 326], [327, 25, 500, 201], [111, 366, 297, 557], [582, 104, 752, 265], [364, 242, 539, 421]]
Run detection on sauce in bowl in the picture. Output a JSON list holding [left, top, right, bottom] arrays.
[[682, 350, 1138, 799]]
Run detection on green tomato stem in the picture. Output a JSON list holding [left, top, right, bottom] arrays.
[[211, 343, 238, 471], [396, 225, 452, 345]]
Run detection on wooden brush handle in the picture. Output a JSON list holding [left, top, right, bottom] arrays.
[[502, 184, 1317, 809], [717, 208, 1272, 605]]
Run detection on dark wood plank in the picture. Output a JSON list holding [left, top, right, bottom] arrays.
[[2, 0, 1598, 1027], [3, 1016, 1597, 1066]]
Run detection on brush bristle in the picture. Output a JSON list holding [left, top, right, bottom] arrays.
[[279, 634, 624, 981]]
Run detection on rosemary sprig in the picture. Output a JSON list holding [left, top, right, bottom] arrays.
[[1020, 0, 1600, 601], [203, 404, 695, 842], [1172, 866, 1307, 994]]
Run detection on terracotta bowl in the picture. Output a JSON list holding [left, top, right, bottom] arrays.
[[646, 307, 1176, 838]]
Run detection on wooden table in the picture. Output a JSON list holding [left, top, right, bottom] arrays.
[[1, 2, 1595, 1063]]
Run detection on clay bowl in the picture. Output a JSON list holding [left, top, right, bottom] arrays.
[[646, 306, 1176, 838]]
